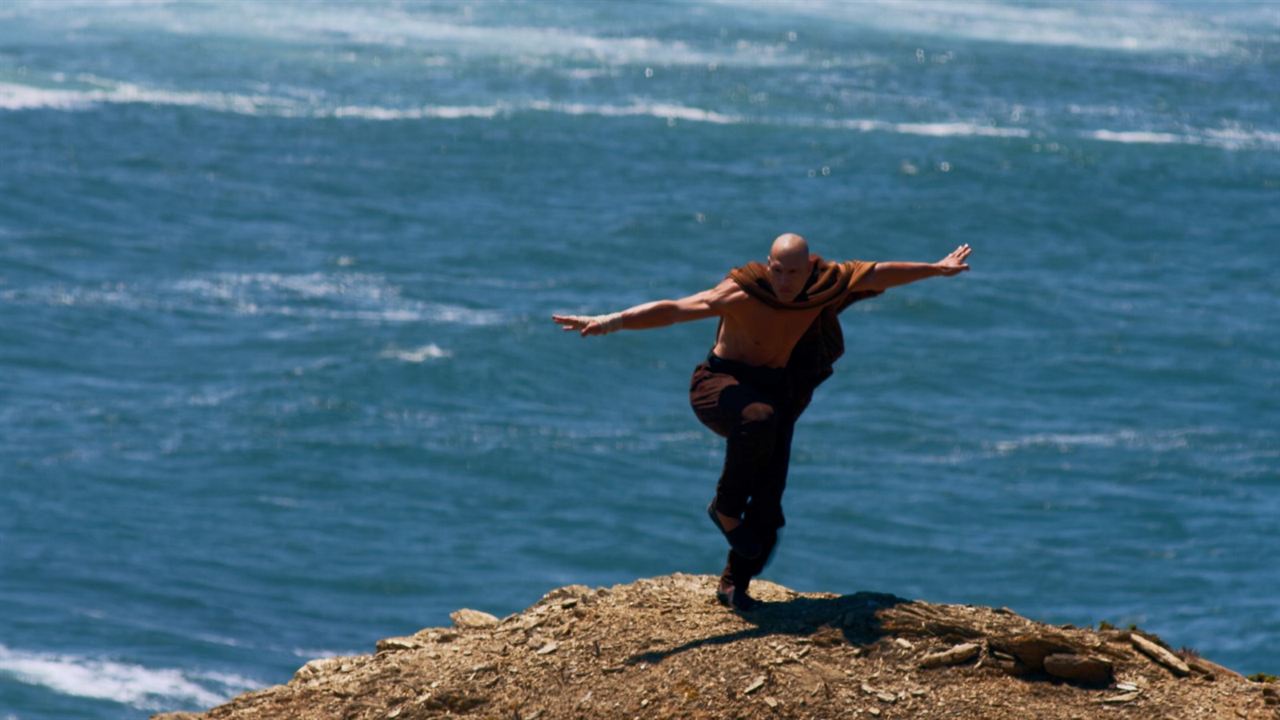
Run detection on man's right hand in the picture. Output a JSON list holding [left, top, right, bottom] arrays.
[[552, 313, 623, 337]]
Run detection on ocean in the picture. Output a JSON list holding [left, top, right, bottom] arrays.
[[1, 1, 1277, 717]]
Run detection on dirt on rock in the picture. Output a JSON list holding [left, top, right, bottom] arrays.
[[154, 573, 1279, 720]]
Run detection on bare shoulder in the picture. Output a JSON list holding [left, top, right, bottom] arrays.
[[703, 277, 748, 309]]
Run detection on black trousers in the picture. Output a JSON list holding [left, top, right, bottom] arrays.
[[689, 352, 800, 592]]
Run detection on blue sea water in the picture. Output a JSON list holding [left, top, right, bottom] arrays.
[[1, 1, 1277, 717]]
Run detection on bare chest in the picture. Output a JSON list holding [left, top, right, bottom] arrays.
[[715, 302, 823, 367]]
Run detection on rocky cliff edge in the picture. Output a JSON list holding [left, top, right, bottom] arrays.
[[154, 573, 1278, 719]]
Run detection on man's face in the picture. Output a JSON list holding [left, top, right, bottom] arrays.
[[767, 252, 813, 302]]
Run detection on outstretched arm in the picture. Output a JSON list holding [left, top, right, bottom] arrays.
[[852, 244, 971, 291], [552, 279, 734, 337]]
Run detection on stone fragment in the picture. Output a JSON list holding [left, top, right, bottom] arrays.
[[764, 697, 779, 709], [991, 634, 1079, 671], [991, 650, 1030, 678], [451, 609, 500, 629], [535, 641, 559, 655], [1043, 654, 1114, 686], [540, 584, 593, 605], [1186, 656, 1243, 681], [919, 643, 980, 669], [376, 636, 422, 653], [292, 657, 343, 683], [414, 629, 459, 643], [744, 676, 766, 695], [894, 638, 914, 650], [1130, 634, 1191, 677], [1100, 629, 1132, 643], [1099, 691, 1141, 704], [876, 692, 897, 703]]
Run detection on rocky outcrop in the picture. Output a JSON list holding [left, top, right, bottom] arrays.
[[154, 573, 1278, 720]]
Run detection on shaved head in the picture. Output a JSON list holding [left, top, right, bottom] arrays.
[[766, 232, 815, 302], [770, 233, 809, 263]]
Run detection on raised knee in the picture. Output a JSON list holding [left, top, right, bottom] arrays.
[[740, 402, 776, 425]]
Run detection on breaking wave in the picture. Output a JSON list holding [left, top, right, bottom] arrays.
[[0, 643, 259, 711], [5, 77, 1274, 151]]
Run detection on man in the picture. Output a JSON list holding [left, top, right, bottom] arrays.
[[553, 234, 971, 611]]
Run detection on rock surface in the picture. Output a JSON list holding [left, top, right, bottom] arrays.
[[450, 608, 500, 630], [153, 573, 1278, 720]]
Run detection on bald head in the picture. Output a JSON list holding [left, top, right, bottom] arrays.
[[766, 232, 815, 302], [769, 233, 809, 264]]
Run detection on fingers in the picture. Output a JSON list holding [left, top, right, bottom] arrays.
[[553, 314, 599, 336], [552, 314, 587, 330]]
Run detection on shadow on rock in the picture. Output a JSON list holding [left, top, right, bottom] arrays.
[[625, 590, 908, 666]]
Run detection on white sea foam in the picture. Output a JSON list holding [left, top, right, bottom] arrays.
[[564, 68, 615, 80], [526, 99, 743, 125], [7, 77, 1274, 151], [3, 79, 1034, 141], [1, 79, 749, 127], [1082, 126, 1280, 150], [1085, 129, 1189, 145], [280, 13, 696, 64], [1, 275, 502, 326], [172, 272, 504, 326], [826, 117, 1030, 138], [381, 344, 451, 363], [708, 0, 1250, 56], [329, 104, 504, 120], [0, 82, 92, 111], [0, 79, 297, 115], [417, 303, 504, 327], [1202, 127, 1280, 151], [0, 283, 169, 312], [21, 1, 799, 69], [991, 429, 1193, 454], [0, 644, 258, 710]]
